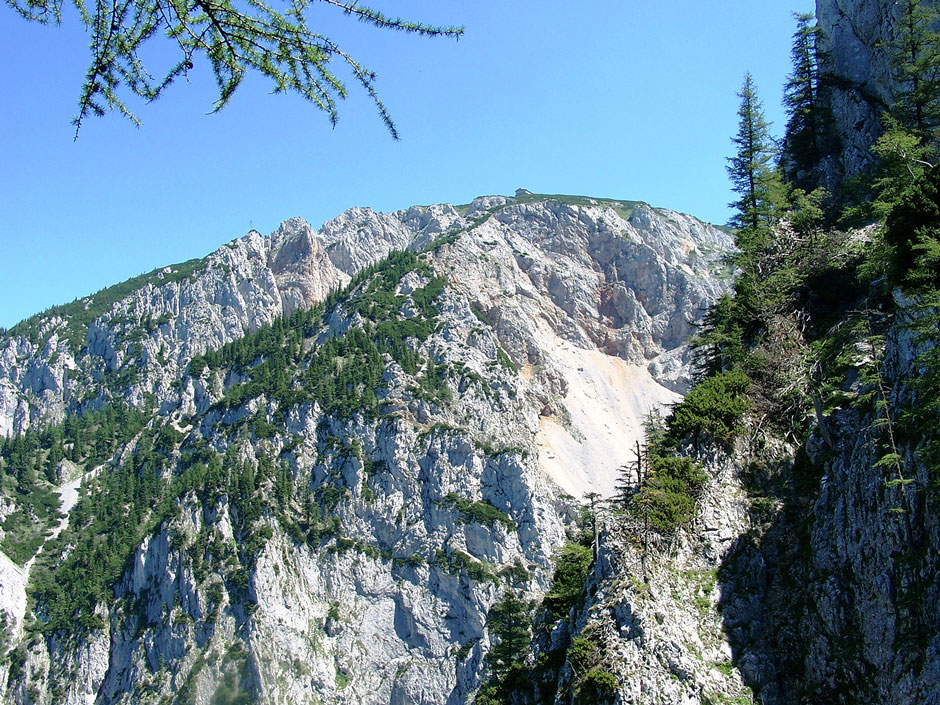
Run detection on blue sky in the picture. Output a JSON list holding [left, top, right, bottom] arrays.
[[0, 0, 812, 329]]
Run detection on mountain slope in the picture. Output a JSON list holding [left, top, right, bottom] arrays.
[[0, 193, 732, 705]]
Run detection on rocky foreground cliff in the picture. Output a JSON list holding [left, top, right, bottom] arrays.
[[566, 291, 940, 705], [0, 193, 733, 704]]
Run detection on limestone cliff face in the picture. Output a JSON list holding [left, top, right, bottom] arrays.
[[0, 221, 348, 438], [719, 297, 940, 705], [549, 452, 754, 705], [0, 199, 725, 442], [816, 0, 899, 183], [0, 194, 732, 705]]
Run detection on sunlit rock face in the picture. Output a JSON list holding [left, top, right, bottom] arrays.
[[0, 196, 730, 452], [0, 193, 732, 705]]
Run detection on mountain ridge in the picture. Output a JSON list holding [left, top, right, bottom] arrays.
[[0, 193, 730, 439]]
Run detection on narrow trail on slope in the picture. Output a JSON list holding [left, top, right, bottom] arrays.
[[23, 466, 100, 572], [0, 464, 102, 635]]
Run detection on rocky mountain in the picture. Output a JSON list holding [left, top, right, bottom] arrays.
[[2, 3, 939, 704], [0, 193, 733, 704], [565, 290, 940, 705]]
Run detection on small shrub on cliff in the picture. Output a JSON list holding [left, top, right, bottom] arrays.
[[666, 370, 751, 448], [576, 667, 618, 704]]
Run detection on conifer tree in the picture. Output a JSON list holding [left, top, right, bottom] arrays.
[[781, 12, 830, 190], [888, 0, 940, 136], [485, 591, 531, 678], [727, 73, 784, 236], [724, 74, 787, 346]]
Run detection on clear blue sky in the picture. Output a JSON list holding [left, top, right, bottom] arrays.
[[0, 0, 813, 329]]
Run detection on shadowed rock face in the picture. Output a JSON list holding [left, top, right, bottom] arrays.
[[813, 0, 932, 187], [0, 194, 732, 705]]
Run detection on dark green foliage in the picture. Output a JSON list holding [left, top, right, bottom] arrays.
[[191, 249, 450, 424], [25, 423, 301, 634], [484, 591, 533, 679], [0, 402, 150, 565], [883, 166, 940, 288], [727, 73, 785, 233], [472, 531, 602, 705], [558, 633, 618, 704], [5, 646, 26, 688], [315, 483, 348, 512], [667, 371, 751, 447], [411, 354, 454, 405], [495, 346, 518, 373], [566, 636, 599, 676], [442, 492, 516, 531], [632, 454, 707, 534], [781, 12, 831, 192], [0, 483, 60, 565], [874, 166, 940, 488], [905, 293, 940, 488], [542, 541, 592, 621], [435, 548, 496, 583], [26, 421, 188, 632], [693, 293, 746, 376], [885, 0, 940, 134], [497, 559, 530, 585], [705, 75, 810, 391], [576, 667, 618, 704]]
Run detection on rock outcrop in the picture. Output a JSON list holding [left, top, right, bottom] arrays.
[[562, 293, 940, 705]]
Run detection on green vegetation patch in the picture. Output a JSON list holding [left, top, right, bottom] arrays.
[[666, 370, 751, 447], [435, 548, 497, 583], [541, 541, 592, 621], [190, 249, 451, 423], [511, 192, 645, 217], [442, 492, 515, 531], [0, 402, 152, 566], [631, 454, 708, 534]]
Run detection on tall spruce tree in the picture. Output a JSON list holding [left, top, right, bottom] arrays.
[[697, 75, 790, 374], [888, 0, 940, 136], [727, 72, 784, 235], [782, 12, 829, 190], [485, 591, 531, 678], [726, 73, 785, 314]]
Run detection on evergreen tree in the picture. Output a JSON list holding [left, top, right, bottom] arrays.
[[782, 12, 830, 190], [887, 0, 940, 136], [709, 73, 792, 368], [614, 440, 644, 509], [7, 0, 463, 134], [727, 72, 784, 234], [485, 592, 531, 678]]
